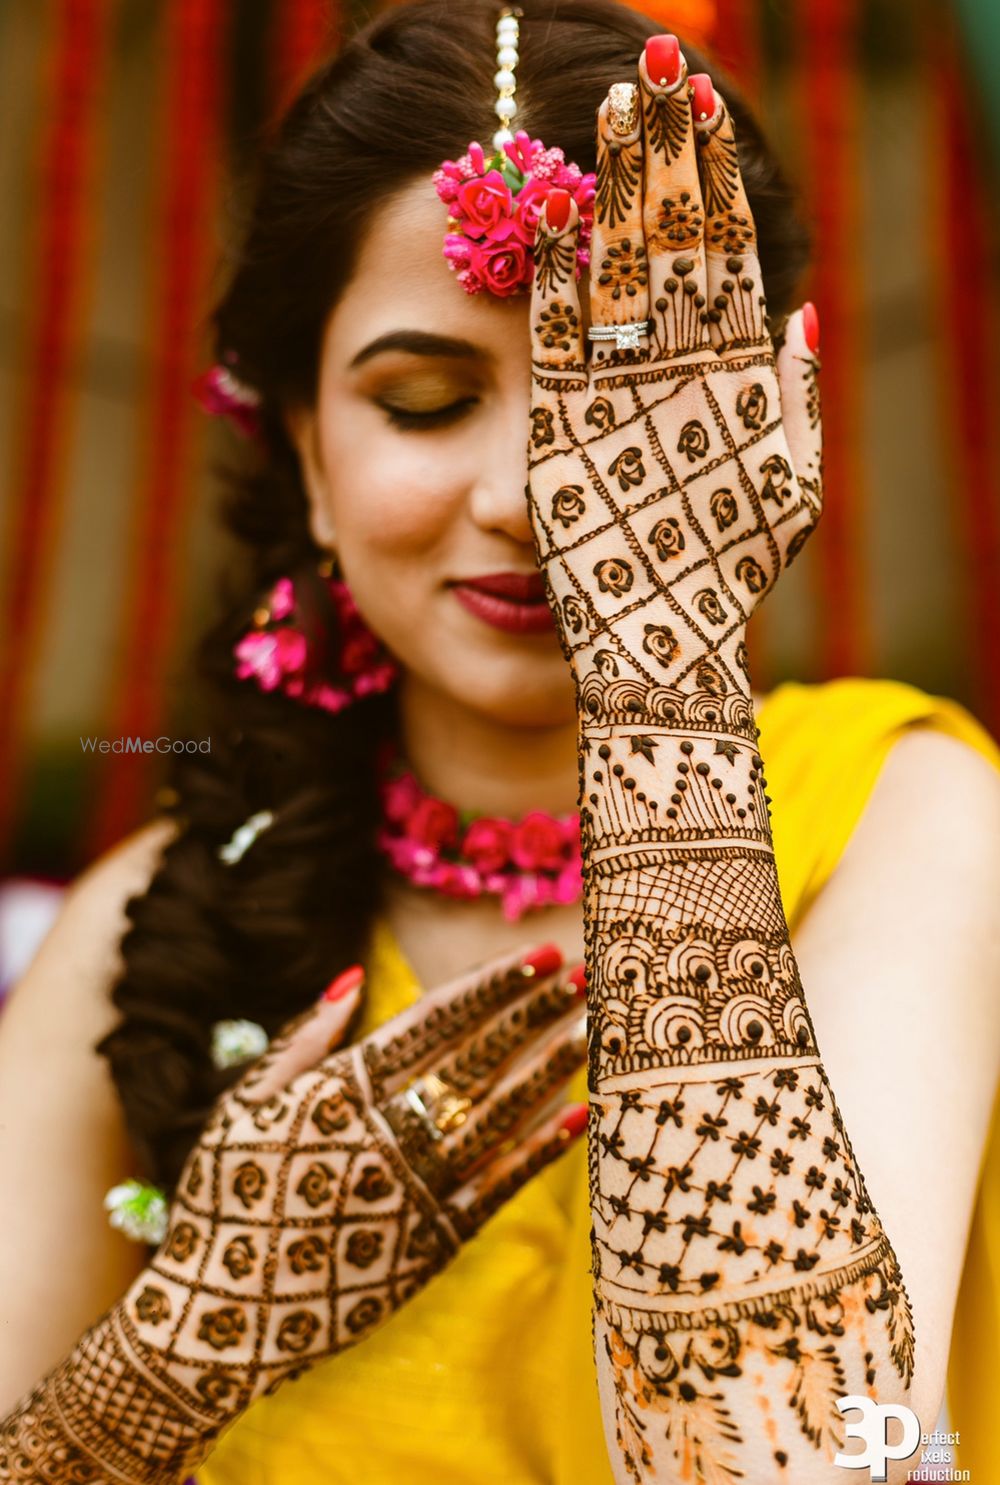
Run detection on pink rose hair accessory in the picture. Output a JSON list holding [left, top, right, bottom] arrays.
[[233, 561, 399, 714], [192, 357, 263, 439], [376, 739, 583, 921], [432, 9, 596, 298]]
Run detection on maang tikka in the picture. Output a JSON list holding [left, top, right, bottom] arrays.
[[433, 7, 596, 298]]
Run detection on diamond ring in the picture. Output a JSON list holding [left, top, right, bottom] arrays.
[[587, 320, 652, 353]]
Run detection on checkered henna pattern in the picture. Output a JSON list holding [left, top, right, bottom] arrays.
[[0, 953, 582, 1480], [526, 50, 913, 1485]]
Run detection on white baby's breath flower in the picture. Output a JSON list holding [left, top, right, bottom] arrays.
[[104, 1179, 168, 1246], [211, 1017, 269, 1070]]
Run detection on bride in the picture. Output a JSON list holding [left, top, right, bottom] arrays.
[[2, 2, 999, 1481]]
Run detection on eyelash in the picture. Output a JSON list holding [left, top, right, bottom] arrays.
[[378, 397, 479, 431]]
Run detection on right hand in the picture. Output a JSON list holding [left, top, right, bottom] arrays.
[[117, 942, 587, 1431]]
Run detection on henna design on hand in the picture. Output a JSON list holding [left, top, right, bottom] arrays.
[[527, 48, 915, 1485], [575, 701, 915, 1482], [0, 953, 586, 1481], [596, 135, 644, 234]]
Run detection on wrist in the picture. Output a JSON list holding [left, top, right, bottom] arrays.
[[0, 1303, 215, 1485], [568, 626, 755, 729]]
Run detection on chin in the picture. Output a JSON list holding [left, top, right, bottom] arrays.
[[438, 646, 577, 728]]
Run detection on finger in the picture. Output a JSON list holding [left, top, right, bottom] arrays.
[[691, 77, 768, 352], [355, 941, 565, 1099], [444, 1007, 587, 1181], [530, 189, 586, 378], [446, 1102, 588, 1239], [589, 82, 650, 360], [775, 303, 824, 566], [236, 964, 364, 1105], [432, 963, 586, 1102], [639, 36, 711, 356]]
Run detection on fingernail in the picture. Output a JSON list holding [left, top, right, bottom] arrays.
[[323, 964, 364, 1002], [558, 1104, 588, 1140], [545, 188, 572, 233], [803, 301, 820, 353], [645, 34, 681, 88], [567, 963, 587, 996], [520, 942, 563, 979], [690, 73, 717, 124], [607, 81, 639, 137]]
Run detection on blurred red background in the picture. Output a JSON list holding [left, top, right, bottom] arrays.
[[1, 0, 999, 877]]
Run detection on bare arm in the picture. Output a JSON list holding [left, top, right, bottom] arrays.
[[0, 818, 179, 1409], [790, 727, 1000, 1432]]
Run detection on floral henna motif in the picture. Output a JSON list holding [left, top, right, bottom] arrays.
[[536, 299, 582, 352], [654, 253, 708, 354], [1, 952, 584, 1480], [652, 192, 704, 252], [527, 55, 911, 1481], [598, 238, 649, 302], [573, 690, 915, 1478]]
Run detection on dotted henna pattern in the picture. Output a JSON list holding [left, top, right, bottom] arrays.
[[527, 60, 909, 1483]]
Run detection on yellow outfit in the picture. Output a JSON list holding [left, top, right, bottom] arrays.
[[200, 678, 1000, 1485]]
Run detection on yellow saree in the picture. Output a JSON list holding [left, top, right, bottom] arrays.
[[198, 677, 1000, 1484]]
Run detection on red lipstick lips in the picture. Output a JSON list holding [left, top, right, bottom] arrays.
[[452, 571, 554, 634]]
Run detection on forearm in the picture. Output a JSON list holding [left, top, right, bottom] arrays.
[[576, 640, 915, 1480], [0, 1300, 218, 1484]]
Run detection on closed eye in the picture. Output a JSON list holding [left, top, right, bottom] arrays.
[[377, 397, 479, 431]]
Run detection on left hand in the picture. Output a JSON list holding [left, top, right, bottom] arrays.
[[526, 40, 823, 701]]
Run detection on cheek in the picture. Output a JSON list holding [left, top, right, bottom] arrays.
[[319, 402, 465, 555]]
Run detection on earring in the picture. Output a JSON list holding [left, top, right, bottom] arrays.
[[233, 551, 399, 713]]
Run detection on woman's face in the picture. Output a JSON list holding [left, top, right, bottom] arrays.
[[290, 176, 577, 729]]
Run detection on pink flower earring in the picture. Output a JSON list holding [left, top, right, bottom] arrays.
[[233, 554, 399, 714]]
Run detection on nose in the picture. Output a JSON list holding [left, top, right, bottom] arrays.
[[466, 383, 536, 545]]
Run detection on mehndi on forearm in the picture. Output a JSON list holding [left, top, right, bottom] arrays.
[[575, 652, 915, 1480], [0, 1306, 214, 1484]]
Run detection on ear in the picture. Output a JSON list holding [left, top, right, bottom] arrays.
[[284, 404, 337, 551]]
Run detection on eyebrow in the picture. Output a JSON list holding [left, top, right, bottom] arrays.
[[349, 331, 484, 369]]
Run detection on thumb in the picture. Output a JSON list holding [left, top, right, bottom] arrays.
[[776, 304, 824, 538], [238, 965, 365, 1104]]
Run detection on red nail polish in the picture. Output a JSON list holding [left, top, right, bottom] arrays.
[[545, 188, 572, 232], [645, 35, 681, 88], [520, 942, 564, 979], [559, 1104, 588, 1139], [803, 301, 820, 353], [690, 73, 717, 123], [324, 964, 364, 1002], [567, 964, 587, 996]]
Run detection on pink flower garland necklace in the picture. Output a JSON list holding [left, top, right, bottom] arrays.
[[376, 739, 583, 922]]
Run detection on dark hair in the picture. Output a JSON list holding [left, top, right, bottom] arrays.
[[98, 0, 810, 1193]]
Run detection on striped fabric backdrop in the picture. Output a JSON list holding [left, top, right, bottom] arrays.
[[1, 0, 998, 877]]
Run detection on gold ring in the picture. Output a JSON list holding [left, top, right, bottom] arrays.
[[607, 82, 639, 138], [405, 1072, 473, 1136]]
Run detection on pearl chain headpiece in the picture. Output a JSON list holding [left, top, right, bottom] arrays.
[[492, 7, 522, 149], [432, 5, 596, 297]]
